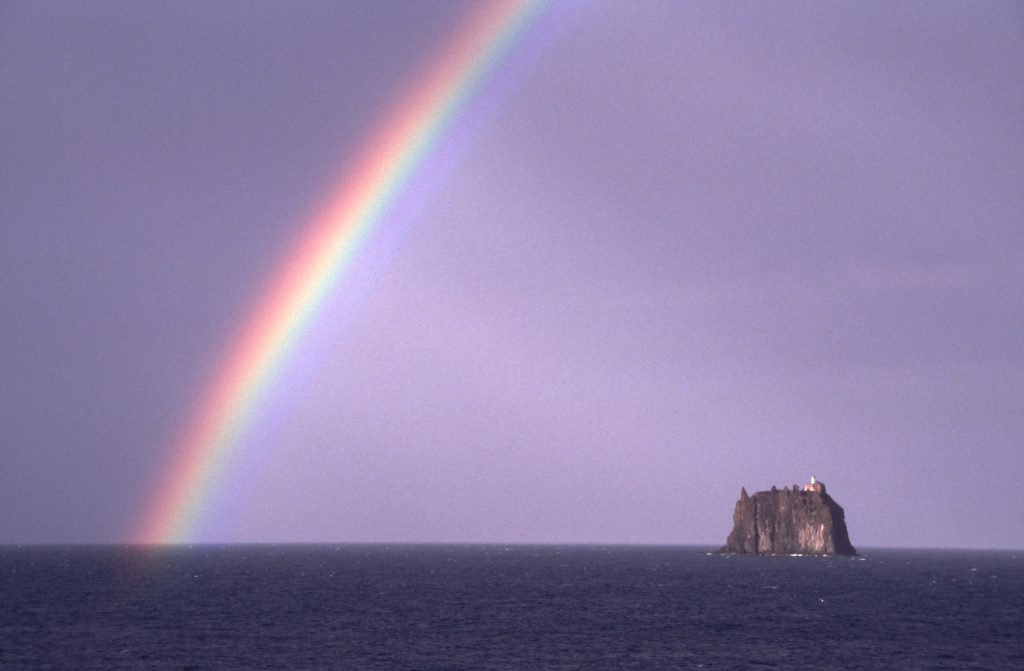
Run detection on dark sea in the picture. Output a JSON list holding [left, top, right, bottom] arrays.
[[1, 545, 1021, 670]]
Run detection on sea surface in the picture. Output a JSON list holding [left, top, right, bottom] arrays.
[[1, 545, 1021, 670]]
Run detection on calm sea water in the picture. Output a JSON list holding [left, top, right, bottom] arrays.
[[1, 545, 1020, 670]]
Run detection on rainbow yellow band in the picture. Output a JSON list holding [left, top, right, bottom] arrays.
[[136, 0, 548, 544]]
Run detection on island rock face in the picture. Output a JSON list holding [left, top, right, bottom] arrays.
[[717, 480, 857, 556]]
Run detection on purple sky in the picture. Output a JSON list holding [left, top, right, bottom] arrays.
[[1, 1, 1022, 548]]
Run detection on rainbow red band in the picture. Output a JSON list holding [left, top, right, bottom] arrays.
[[136, 0, 548, 544]]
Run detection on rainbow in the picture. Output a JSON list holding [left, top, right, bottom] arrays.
[[136, 0, 549, 544]]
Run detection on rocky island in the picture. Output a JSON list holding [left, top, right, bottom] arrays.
[[717, 476, 857, 556]]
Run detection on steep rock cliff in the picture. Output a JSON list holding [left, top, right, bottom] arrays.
[[717, 483, 856, 556]]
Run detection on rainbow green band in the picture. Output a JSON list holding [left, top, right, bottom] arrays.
[[137, 0, 548, 544]]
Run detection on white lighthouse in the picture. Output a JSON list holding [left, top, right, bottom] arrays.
[[803, 475, 825, 493]]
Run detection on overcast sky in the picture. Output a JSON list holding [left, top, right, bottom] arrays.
[[2, 1, 1022, 547]]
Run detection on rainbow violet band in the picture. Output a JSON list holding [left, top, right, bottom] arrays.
[[136, 0, 548, 544]]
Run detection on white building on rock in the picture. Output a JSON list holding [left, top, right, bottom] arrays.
[[802, 475, 825, 494]]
